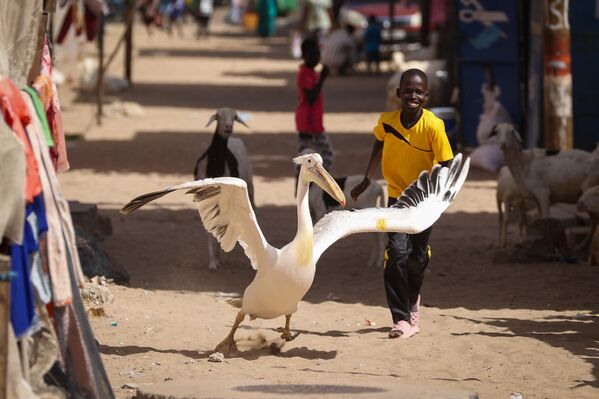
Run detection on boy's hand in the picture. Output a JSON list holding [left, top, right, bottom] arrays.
[[350, 177, 370, 201]]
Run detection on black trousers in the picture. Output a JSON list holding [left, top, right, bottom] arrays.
[[384, 197, 432, 324]]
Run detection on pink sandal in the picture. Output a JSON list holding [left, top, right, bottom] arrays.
[[410, 295, 421, 333], [388, 320, 416, 339]]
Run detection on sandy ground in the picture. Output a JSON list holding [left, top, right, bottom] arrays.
[[55, 10, 599, 399]]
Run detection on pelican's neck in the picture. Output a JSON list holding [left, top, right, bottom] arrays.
[[295, 179, 313, 240]]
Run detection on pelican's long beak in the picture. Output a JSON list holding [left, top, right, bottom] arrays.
[[312, 164, 346, 206]]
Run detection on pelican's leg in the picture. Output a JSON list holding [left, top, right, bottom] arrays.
[[279, 314, 294, 341], [214, 311, 245, 355]]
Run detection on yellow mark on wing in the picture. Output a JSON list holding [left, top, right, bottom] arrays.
[[376, 218, 387, 231], [295, 233, 313, 267]]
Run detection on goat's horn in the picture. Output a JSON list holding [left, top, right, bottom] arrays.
[[235, 114, 249, 128], [206, 114, 218, 127]]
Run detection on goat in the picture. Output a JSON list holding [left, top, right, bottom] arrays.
[[576, 185, 599, 261], [193, 107, 254, 270], [309, 175, 387, 267], [492, 123, 599, 219], [496, 166, 529, 247]]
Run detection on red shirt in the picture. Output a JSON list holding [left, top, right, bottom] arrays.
[[295, 65, 324, 133]]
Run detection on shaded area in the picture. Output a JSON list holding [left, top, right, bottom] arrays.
[[232, 384, 386, 395], [449, 314, 599, 391], [138, 47, 292, 61], [67, 131, 374, 178]]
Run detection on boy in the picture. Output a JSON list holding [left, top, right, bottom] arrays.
[[350, 69, 453, 339], [295, 38, 333, 173]]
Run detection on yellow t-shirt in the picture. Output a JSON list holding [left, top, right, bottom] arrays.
[[373, 109, 454, 198]]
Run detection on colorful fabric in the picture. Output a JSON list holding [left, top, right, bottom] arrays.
[[10, 195, 47, 338], [22, 86, 54, 146], [39, 37, 70, 172], [295, 64, 324, 133], [373, 109, 453, 198], [0, 78, 41, 203], [22, 92, 84, 306]]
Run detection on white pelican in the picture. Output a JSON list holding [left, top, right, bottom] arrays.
[[121, 153, 469, 355]]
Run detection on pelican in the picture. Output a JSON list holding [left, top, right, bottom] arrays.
[[121, 153, 469, 355]]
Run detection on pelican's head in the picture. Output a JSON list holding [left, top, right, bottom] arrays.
[[293, 153, 346, 206]]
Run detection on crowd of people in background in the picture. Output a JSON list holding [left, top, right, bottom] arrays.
[[124, 0, 385, 75]]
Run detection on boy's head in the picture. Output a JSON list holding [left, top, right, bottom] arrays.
[[368, 15, 377, 25], [396, 68, 429, 114], [301, 38, 320, 68]]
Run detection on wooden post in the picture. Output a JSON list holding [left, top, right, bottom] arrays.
[[96, 13, 105, 125], [543, 0, 572, 150], [0, 254, 10, 399], [124, 0, 134, 85]]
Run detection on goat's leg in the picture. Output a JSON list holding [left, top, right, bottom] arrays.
[[532, 189, 551, 219], [207, 234, 223, 270], [214, 311, 245, 355], [576, 216, 597, 252], [497, 198, 507, 247], [517, 203, 528, 243]]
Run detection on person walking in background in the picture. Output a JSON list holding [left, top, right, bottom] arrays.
[[193, 0, 214, 37], [257, 0, 277, 37], [351, 69, 453, 339], [364, 15, 382, 74], [321, 24, 357, 75], [299, 0, 333, 43], [295, 38, 334, 179]]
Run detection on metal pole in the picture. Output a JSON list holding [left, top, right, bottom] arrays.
[[543, 0, 572, 150], [96, 13, 105, 125], [124, 0, 134, 85]]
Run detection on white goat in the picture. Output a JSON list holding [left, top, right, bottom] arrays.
[[576, 185, 599, 262], [493, 123, 599, 219], [193, 107, 254, 270], [309, 175, 387, 267], [496, 166, 528, 247]]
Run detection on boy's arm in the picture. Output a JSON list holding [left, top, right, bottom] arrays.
[[303, 65, 329, 105], [350, 139, 383, 200]]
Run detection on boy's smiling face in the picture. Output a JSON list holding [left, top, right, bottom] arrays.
[[396, 74, 429, 114]]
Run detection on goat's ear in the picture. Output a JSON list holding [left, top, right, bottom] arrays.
[[513, 126, 524, 143], [206, 114, 218, 127], [235, 114, 249, 128]]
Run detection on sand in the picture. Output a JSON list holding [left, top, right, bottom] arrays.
[[55, 9, 599, 399]]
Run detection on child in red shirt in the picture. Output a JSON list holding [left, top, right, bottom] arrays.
[[295, 38, 334, 172]]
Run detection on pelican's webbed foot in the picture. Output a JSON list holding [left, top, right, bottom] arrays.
[[214, 336, 238, 355]]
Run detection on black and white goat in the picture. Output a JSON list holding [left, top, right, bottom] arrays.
[[193, 107, 254, 269]]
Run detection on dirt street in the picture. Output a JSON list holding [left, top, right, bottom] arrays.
[[57, 10, 599, 399]]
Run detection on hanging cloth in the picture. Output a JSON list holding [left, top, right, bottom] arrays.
[[37, 37, 70, 172], [22, 86, 53, 146], [22, 91, 85, 306], [0, 121, 26, 244], [10, 195, 46, 338], [0, 78, 41, 203]]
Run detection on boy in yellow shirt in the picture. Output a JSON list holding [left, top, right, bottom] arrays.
[[351, 69, 453, 339]]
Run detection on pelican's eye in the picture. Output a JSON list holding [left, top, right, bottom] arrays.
[[307, 159, 312, 164]]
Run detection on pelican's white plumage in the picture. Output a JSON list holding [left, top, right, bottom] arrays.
[[122, 153, 470, 354]]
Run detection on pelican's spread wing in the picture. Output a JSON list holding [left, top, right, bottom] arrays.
[[121, 177, 269, 269], [312, 154, 470, 263]]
